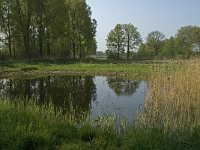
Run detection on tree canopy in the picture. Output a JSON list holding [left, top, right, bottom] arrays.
[[106, 24, 125, 60], [106, 23, 141, 60], [146, 31, 166, 56], [0, 0, 97, 59], [175, 25, 200, 57]]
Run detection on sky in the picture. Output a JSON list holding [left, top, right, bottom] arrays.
[[86, 0, 200, 52]]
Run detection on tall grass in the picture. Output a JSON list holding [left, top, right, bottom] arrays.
[[143, 59, 200, 131], [0, 99, 123, 150]]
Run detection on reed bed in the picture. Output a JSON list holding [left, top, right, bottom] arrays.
[[143, 59, 200, 131]]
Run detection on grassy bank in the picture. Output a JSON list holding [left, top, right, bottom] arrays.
[[1, 99, 200, 150], [0, 59, 181, 79]]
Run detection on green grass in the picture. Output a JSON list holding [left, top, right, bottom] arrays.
[[1, 98, 200, 150], [0, 59, 181, 79]]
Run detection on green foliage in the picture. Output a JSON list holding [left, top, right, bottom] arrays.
[[175, 25, 200, 58], [106, 24, 125, 60], [1, 98, 200, 149], [162, 37, 177, 58], [136, 43, 155, 59], [135, 26, 200, 59], [123, 23, 142, 59], [106, 23, 141, 60], [80, 125, 96, 142], [146, 31, 166, 56], [0, 0, 97, 59]]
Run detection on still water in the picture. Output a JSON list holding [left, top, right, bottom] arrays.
[[0, 75, 147, 122]]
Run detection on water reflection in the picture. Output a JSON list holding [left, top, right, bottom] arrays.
[[0, 76, 96, 117], [0, 75, 147, 122], [107, 77, 140, 96]]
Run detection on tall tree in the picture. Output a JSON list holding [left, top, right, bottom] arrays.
[[106, 24, 125, 60], [15, 0, 34, 59], [146, 31, 165, 56], [33, 0, 47, 57], [123, 23, 142, 59], [67, 0, 96, 60], [162, 37, 177, 58], [0, 0, 97, 59], [175, 25, 200, 57], [0, 0, 14, 57]]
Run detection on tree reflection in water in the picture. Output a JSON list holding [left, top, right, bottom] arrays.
[[107, 77, 140, 96], [0, 76, 97, 120]]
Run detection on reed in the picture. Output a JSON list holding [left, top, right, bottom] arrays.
[[143, 59, 200, 131]]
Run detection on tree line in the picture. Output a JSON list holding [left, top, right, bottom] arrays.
[[0, 0, 97, 60], [106, 24, 200, 59]]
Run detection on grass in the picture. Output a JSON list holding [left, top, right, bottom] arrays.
[[1, 59, 200, 149], [0, 59, 181, 79], [1, 98, 200, 149], [0, 99, 127, 150]]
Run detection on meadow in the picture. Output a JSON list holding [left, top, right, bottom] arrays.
[[0, 59, 179, 79], [0, 59, 200, 149]]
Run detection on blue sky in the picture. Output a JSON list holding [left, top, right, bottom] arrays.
[[86, 0, 200, 52]]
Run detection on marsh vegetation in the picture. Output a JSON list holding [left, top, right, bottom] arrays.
[[1, 60, 200, 149]]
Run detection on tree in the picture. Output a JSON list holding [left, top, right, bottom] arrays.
[[75, 2, 97, 59], [137, 43, 154, 59], [33, 0, 47, 58], [106, 24, 125, 60], [0, 0, 15, 58], [146, 31, 165, 56], [67, 0, 97, 60], [162, 37, 177, 58], [14, 0, 35, 59], [175, 25, 200, 57], [123, 23, 141, 59], [0, 0, 97, 59]]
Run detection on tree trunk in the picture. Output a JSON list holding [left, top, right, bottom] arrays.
[[38, 8, 44, 58], [73, 42, 76, 60], [79, 41, 82, 59], [39, 37, 43, 57], [23, 33, 30, 59], [47, 41, 51, 56], [3, 0, 12, 58], [8, 4, 12, 58], [8, 35, 12, 58], [127, 33, 130, 59], [13, 47, 16, 59], [16, 0, 32, 60], [117, 35, 120, 60], [39, 27, 43, 58]]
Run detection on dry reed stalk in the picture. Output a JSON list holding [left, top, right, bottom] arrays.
[[143, 59, 200, 131]]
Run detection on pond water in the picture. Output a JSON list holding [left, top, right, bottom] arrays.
[[0, 75, 147, 122]]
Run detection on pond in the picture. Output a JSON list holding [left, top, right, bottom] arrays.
[[0, 75, 147, 123]]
